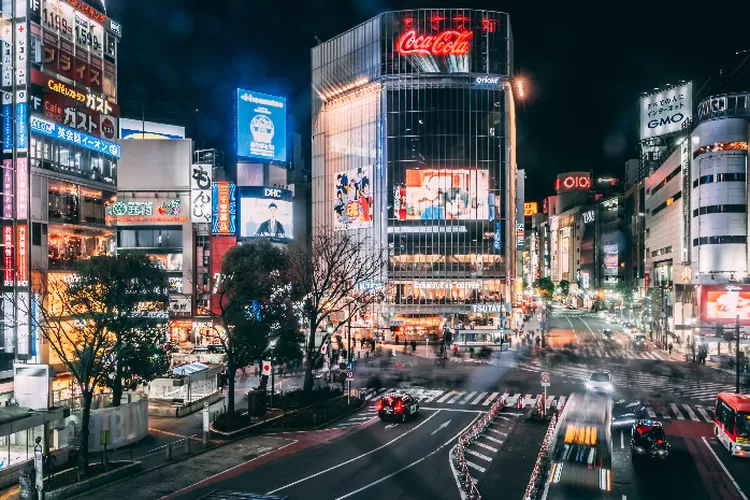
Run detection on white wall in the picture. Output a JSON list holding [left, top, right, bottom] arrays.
[[117, 139, 193, 191]]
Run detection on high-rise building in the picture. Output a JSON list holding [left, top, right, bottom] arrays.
[[312, 9, 517, 342], [0, 1, 121, 387]]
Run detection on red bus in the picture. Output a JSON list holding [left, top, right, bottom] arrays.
[[714, 392, 750, 457]]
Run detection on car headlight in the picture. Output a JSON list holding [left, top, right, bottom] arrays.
[[585, 382, 593, 390], [635, 446, 645, 453]]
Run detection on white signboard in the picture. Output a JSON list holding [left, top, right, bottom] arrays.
[[640, 83, 692, 140], [190, 164, 212, 223]]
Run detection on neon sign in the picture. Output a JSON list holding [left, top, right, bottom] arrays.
[[396, 30, 472, 57], [555, 175, 591, 191]]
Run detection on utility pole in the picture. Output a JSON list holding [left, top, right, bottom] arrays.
[[736, 315, 741, 394], [660, 284, 667, 350]]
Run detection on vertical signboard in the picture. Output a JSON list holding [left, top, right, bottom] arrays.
[[16, 223, 27, 286], [2, 159, 12, 218], [680, 140, 690, 263], [16, 292, 29, 357], [1, 16, 11, 89], [190, 164, 212, 224], [212, 182, 236, 235], [15, 89, 26, 151], [3, 292, 13, 353], [2, 93, 11, 153], [15, 157, 27, 219], [2, 224, 12, 286], [14, 20, 26, 87]]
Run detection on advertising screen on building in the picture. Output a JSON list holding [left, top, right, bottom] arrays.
[[334, 166, 373, 230], [639, 83, 692, 140], [212, 182, 237, 235], [146, 254, 183, 271], [603, 244, 619, 275], [555, 172, 591, 193], [30, 116, 121, 158], [702, 286, 750, 325], [236, 89, 287, 163], [399, 169, 488, 220], [119, 118, 185, 140], [523, 202, 538, 217], [238, 187, 293, 240]]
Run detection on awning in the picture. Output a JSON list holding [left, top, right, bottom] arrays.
[[172, 362, 210, 376]]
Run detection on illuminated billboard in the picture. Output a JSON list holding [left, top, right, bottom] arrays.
[[334, 166, 373, 230], [524, 202, 538, 217], [555, 172, 591, 193], [640, 83, 692, 140], [212, 182, 237, 235], [238, 187, 293, 240], [701, 285, 750, 325], [398, 169, 488, 220], [30, 116, 121, 158], [236, 89, 287, 163]]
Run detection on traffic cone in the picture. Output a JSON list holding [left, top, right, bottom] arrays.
[[518, 396, 524, 409]]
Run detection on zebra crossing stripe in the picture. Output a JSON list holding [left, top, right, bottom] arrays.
[[472, 392, 488, 405], [466, 460, 486, 473], [484, 435, 503, 444], [557, 396, 566, 408], [460, 391, 478, 404], [682, 404, 699, 421], [475, 441, 498, 453], [465, 448, 493, 462], [482, 392, 500, 406], [437, 391, 457, 403], [695, 405, 713, 422], [447, 392, 465, 404], [546, 396, 556, 409], [669, 403, 683, 420], [423, 391, 440, 403], [646, 406, 657, 418]]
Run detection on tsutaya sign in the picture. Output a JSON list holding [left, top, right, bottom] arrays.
[[471, 304, 504, 313], [396, 30, 473, 56]]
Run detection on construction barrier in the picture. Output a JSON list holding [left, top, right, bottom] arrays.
[[521, 401, 565, 500]]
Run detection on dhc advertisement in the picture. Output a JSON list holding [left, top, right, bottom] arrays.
[[236, 89, 287, 163], [30, 116, 121, 158]]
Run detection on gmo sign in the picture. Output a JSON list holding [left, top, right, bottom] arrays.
[[647, 113, 685, 129]]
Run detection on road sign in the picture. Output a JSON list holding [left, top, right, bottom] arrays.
[[346, 370, 354, 380], [541, 372, 551, 387]]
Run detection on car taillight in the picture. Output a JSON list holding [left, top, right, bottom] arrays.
[[376, 400, 383, 411], [394, 400, 403, 413], [657, 439, 663, 445]]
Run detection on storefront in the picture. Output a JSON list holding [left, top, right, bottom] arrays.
[[169, 319, 193, 344]]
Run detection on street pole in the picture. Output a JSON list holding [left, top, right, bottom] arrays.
[[736, 315, 741, 394], [347, 302, 352, 366], [270, 354, 275, 409]]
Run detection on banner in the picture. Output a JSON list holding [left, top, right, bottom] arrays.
[[190, 164, 212, 224]]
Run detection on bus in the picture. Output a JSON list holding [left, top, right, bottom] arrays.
[[548, 393, 613, 493], [714, 392, 750, 457]]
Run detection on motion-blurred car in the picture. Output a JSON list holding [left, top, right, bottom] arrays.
[[376, 392, 420, 422], [602, 328, 613, 339], [585, 372, 613, 394], [631, 420, 670, 460], [632, 334, 647, 349], [612, 399, 648, 427]]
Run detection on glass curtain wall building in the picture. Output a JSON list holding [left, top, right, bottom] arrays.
[[312, 9, 516, 341]]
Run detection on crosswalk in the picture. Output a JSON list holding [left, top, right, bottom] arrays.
[[570, 346, 672, 361], [518, 358, 733, 402]]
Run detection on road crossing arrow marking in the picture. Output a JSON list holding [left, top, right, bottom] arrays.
[[384, 423, 399, 429], [430, 419, 452, 435]]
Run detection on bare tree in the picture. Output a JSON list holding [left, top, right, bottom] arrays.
[[289, 226, 387, 392]]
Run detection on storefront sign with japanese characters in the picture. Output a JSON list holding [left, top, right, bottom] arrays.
[[190, 164, 212, 224]]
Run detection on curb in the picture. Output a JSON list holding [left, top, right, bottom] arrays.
[[265, 397, 367, 432]]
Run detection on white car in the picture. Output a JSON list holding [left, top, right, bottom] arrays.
[[586, 371, 614, 393]]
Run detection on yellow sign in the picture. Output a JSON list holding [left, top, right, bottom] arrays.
[[524, 202, 539, 217], [564, 425, 597, 446]]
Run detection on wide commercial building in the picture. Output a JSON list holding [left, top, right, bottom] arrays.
[[312, 9, 518, 342]]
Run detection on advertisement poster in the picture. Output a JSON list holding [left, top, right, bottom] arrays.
[[603, 244, 619, 275], [16, 158, 27, 219], [147, 254, 183, 272], [238, 187, 293, 240], [236, 89, 287, 162], [703, 287, 750, 323], [402, 169, 488, 220], [212, 182, 236, 235], [190, 164, 212, 224], [333, 166, 373, 230], [640, 83, 692, 140]]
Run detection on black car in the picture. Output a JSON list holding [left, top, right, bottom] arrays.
[[631, 420, 670, 460], [612, 399, 648, 428], [376, 393, 420, 422]]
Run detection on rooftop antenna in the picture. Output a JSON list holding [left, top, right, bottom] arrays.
[[314, 36, 322, 45]]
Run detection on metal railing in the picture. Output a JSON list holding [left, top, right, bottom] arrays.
[[522, 401, 565, 500]]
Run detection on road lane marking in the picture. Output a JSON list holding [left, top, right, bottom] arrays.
[[682, 404, 699, 421], [460, 391, 477, 404], [472, 392, 488, 405], [466, 460, 486, 473], [437, 391, 457, 403], [646, 406, 657, 418], [484, 435, 503, 444], [420, 407, 484, 413], [465, 448, 492, 462], [267, 410, 442, 494], [431, 419, 452, 435], [447, 392, 465, 404], [475, 441, 498, 453], [338, 413, 482, 500], [669, 403, 685, 420], [701, 436, 749, 500], [384, 423, 399, 429], [482, 392, 500, 406], [165, 440, 299, 499], [489, 428, 508, 437], [695, 405, 712, 422], [620, 431, 625, 449]]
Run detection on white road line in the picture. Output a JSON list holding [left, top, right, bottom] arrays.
[[695, 405, 713, 422], [682, 404, 699, 421], [437, 391, 456, 403], [669, 403, 685, 420], [482, 392, 500, 406], [460, 391, 477, 404], [620, 430, 625, 449], [465, 460, 486, 473], [701, 436, 750, 500], [475, 442, 498, 453], [447, 392, 466, 404], [472, 392, 488, 405], [489, 428, 508, 437], [646, 406, 657, 418], [523, 394, 532, 407], [465, 448, 493, 462], [423, 391, 440, 403], [267, 410, 442, 494], [484, 435, 503, 444], [545, 396, 556, 410], [557, 396, 567, 408]]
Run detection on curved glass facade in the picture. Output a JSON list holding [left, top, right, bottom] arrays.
[[312, 9, 515, 340]]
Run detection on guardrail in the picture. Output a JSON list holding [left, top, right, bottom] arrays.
[[522, 403, 564, 500], [452, 396, 505, 500]]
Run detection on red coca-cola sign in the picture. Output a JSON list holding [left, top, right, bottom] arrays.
[[396, 30, 473, 56]]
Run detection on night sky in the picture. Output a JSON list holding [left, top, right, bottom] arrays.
[[106, 0, 748, 202]]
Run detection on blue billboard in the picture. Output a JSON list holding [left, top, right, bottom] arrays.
[[212, 182, 237, 235], [236, 89, 287, 163], [30, 116, 121, 158]]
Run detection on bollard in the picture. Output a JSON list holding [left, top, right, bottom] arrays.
[[166, 443, 172, 460], [186, 436, 191, 454]]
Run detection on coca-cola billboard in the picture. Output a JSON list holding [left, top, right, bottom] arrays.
[[396, 30, 472, 56]]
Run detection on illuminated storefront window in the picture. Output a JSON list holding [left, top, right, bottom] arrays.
[[48, 225, 114, 270]]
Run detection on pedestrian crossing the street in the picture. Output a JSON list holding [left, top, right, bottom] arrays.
[[517, 358, 734, 402]]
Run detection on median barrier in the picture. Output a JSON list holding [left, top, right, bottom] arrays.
[[522, 402, 565, 500]]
